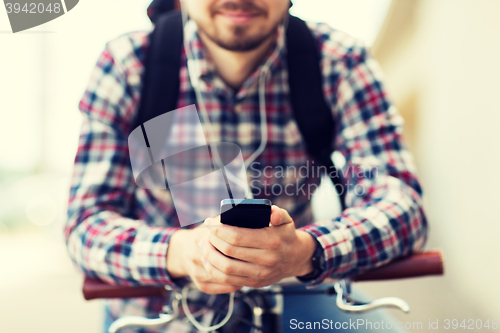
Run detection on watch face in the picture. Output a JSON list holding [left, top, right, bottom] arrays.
[[308, 244, 325, 278], [297, 241, 324, 281], [314, 245, 324, 267], [318, 250, 326, 270]]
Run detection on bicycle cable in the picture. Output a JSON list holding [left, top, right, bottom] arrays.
[[181, 285, 235, 332]]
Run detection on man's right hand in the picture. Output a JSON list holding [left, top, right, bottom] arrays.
[[166, 221, 248, 294]]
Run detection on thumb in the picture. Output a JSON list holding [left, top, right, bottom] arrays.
[[270, 205, 292, 226], [204, 215, 221, 227]]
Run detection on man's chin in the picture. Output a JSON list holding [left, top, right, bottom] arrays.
[[214, 37, 268, 52], [198, 20, 277, 52], [206, 30, 270, 52]]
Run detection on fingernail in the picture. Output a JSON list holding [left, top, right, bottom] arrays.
[[201, 257, 208, 264], [199, 240, 206, 249]]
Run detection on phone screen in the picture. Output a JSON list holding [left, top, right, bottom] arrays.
[[220, 199, 272, 229]]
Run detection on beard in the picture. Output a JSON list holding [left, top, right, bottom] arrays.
[[196, 0, 283, 52], [197, 23, 280, 52]]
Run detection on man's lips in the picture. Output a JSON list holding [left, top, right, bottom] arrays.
[[215, 10, 262, 24]]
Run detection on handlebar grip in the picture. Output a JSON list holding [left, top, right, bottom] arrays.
[[82, 250, 444, 300], [82, 278, 166, 301], [354, 250, 444, 281]]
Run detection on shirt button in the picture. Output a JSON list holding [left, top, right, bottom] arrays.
[[234, 104, 243, 113]]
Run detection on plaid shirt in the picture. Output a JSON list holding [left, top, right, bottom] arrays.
[[65, 19, 427, 332]]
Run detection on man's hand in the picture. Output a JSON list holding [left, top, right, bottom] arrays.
[[199, 206, 317, 288], [167, 224, 250, 294]]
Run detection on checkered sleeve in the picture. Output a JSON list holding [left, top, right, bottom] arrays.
[[64, 36, 182, 287], [300, 24, 428, 284]]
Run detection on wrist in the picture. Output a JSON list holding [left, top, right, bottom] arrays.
[[166, 229, 189, 278], [292, 230, 317, 277]]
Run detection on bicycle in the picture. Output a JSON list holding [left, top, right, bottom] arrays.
[[82, 250, 443, 333]]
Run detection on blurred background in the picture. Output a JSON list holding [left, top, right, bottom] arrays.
[[0, 0, 499, 331]]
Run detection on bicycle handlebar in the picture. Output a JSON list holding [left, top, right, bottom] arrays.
[[82, 250, 443, 301]]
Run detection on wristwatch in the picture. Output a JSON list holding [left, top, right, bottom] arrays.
[[296, 239, 325, 282]]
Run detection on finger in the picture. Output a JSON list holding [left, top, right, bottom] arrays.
[[210, 224, 274, 248], [204, 215, 221, 226], [195, 282, 241, 295], [190, 264, 212, 283], [201, 216, 221, 234], [199, 239, 259, 277], [191, 259, 246, 287], [270, 206, 293, 226], [270, 205, 282, 226], [208, 233, 278, 267], [201, 256, 256, 287]]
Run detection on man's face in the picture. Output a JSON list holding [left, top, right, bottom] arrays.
[[185, 0, 290, 52]]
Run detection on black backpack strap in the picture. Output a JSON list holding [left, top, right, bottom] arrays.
[[286, 15, 346, 210], [147, 0, 178, 24], [135, 11, 183, 130]]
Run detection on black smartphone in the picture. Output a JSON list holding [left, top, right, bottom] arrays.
[[220, 199, 272, 229]]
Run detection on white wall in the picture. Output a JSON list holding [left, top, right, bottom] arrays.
[[376, 0, 500, 319], [416, 0, 500, 317]]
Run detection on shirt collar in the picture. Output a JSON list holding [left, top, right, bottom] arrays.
[[184, 19, 286, 99]]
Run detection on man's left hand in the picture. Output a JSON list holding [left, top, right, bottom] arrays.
[[198, 205, 317, 288]]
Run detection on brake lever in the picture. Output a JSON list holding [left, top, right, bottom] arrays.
[[108, 292, 181, 333], [334, 280, 410, 314]]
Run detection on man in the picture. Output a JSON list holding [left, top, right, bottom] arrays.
[[66, 0, 427, 331]]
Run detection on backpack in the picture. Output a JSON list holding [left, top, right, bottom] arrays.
[[136, 3, 346, 210]]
